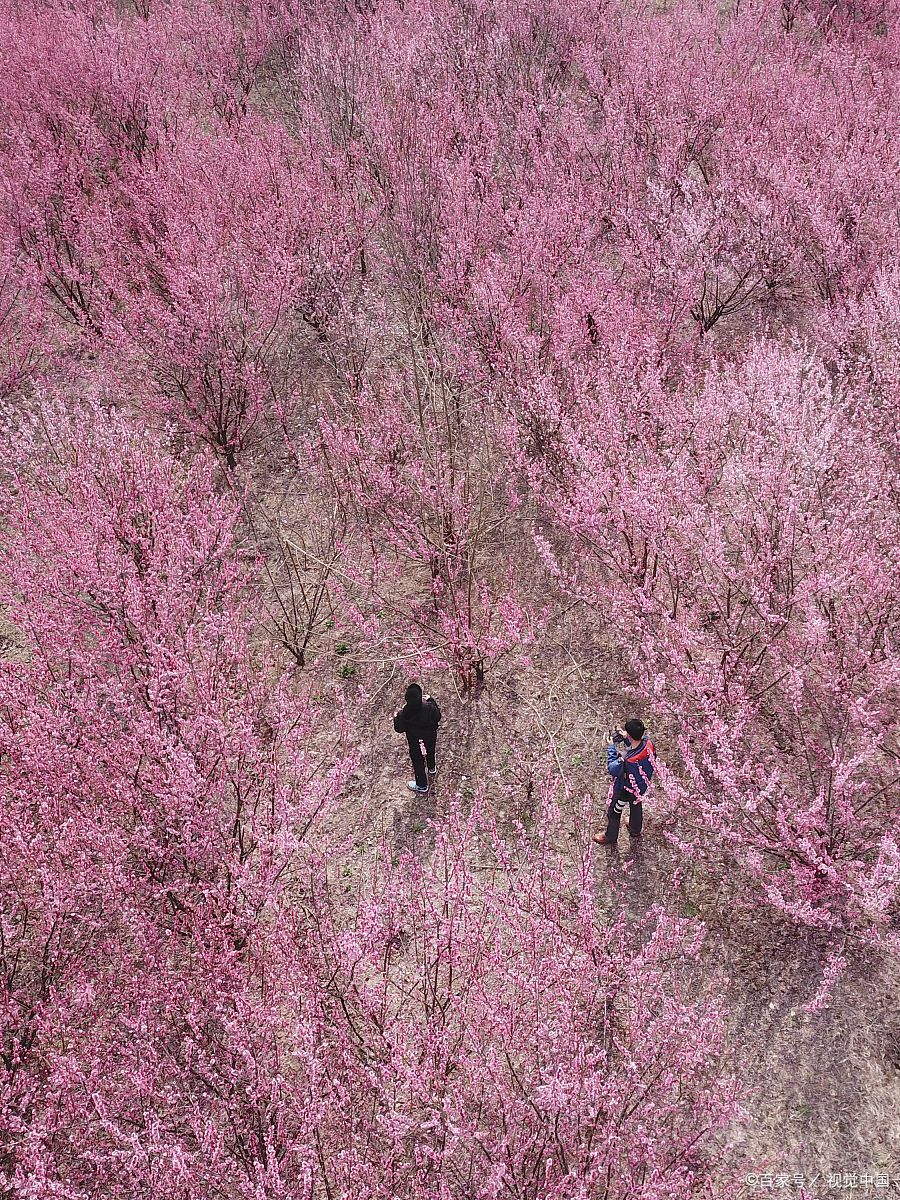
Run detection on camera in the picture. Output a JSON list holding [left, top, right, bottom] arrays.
[[609, 728, 627, 746]]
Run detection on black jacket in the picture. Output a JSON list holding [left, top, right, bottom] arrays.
[[393, 697, 441, 739]]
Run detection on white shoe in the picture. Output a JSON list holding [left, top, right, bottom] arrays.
[[407, 781, 429, 794]]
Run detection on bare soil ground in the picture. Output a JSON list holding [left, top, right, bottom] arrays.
[[309, 599, 900, 1195]]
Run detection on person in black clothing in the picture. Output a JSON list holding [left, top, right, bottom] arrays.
[[393, 683, 442, 793]]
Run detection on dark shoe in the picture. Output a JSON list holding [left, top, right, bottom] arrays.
[[593, 833, 617, 846]]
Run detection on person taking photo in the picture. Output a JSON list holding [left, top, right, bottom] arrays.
[[594, 718, 655, 846]]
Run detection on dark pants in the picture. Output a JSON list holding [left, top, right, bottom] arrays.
[[407, 731, 437, 789], [604, 789, 643, 843]]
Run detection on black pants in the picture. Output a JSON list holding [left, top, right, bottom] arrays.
[[407, 731, 437, 789], [604, 789, 643, 843]]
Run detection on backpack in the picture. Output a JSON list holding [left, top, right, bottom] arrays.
[[425, 696, 442, 724], [617, 737, 655, 799]]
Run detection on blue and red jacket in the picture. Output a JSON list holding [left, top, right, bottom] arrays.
[[607, 737, 655, 802]]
